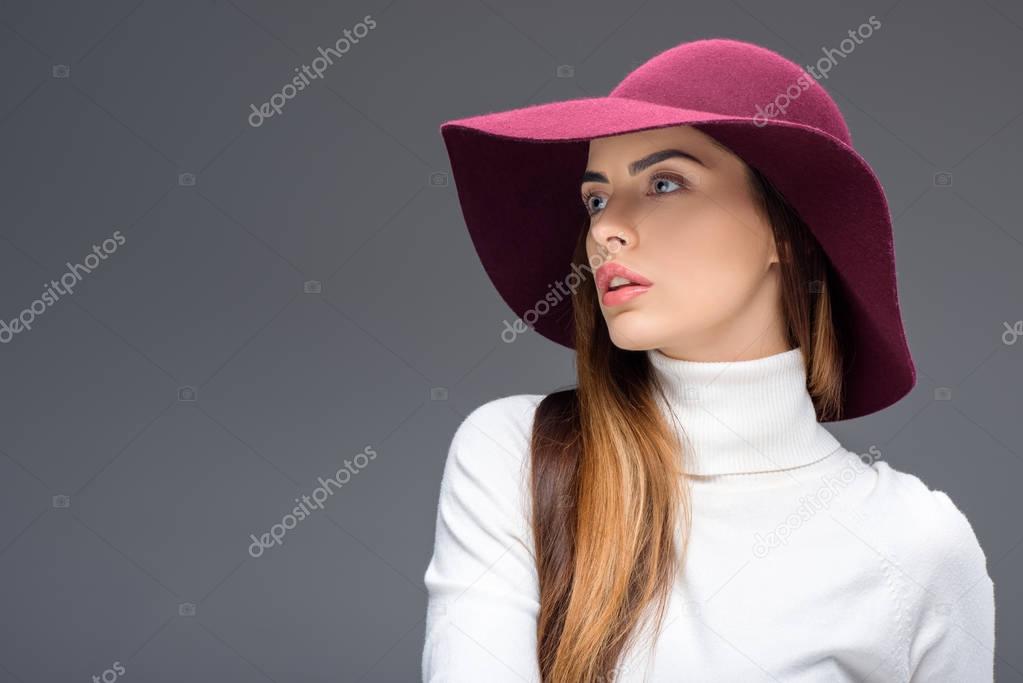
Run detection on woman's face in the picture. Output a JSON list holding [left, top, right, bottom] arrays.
[[582, 125, 786, 360]]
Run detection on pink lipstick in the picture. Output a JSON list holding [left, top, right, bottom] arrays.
[[596, 262, 653, 307]]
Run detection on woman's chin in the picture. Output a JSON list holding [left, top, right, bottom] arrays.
[[606, 319, 663, 351]]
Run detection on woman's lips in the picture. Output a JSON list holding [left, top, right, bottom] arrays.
[[602, 284, 652, 307], [595, 262, 653, 307]]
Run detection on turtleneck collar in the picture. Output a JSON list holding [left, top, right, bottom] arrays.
[[646, 346, 842, 477]]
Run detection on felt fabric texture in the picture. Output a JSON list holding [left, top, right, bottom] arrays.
[[439, 38, 915, 421]]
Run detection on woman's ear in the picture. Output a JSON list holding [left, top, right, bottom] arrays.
[[769, 236, 785, 267]]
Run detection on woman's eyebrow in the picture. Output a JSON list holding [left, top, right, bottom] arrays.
[[581, 148, 707, 185]]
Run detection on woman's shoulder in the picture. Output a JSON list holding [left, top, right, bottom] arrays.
[[462, 392, 548, 426], [433, 394, 548, 541], [852, 460, 996, 675], [441, 394, 547, 484], [860, 461, 983, 550], [843, 458, 992, 610], [451, 394, 547, 453]]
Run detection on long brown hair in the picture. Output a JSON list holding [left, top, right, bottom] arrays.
[[529, 160, 845, 681]]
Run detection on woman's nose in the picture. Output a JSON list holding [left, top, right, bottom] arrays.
[[590, 216, 638, 255]]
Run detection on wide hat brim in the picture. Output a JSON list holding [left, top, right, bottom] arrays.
[[440, 95, 915, 421]]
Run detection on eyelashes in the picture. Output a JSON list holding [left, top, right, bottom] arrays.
[[581, 171, 691, 216]]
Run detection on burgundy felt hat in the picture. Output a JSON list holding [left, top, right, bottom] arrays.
[[439, 38, 915, 421]]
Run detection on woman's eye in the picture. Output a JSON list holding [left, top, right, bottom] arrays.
[[651, 174, 683, 194], [582, 174, 685, 215], [583, 193, 606, 215]]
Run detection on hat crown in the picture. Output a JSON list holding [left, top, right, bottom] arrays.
[[610, 38, 851, 145]]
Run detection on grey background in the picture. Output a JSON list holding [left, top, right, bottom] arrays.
[[0, 0, 1020, 681]]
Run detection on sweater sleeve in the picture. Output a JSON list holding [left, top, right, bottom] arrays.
[[907, 489, 995, 682], [422, 396, 543, 682]]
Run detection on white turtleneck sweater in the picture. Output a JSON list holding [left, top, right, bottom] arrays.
[[422, 347, 995, 682]]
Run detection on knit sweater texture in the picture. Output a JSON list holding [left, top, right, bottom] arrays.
[[422, 347, 995, 681]]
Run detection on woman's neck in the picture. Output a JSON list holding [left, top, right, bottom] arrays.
[[646, 346, 842, 476]]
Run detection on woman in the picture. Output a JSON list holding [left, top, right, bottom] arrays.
[[423, 38, 994, 682]]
